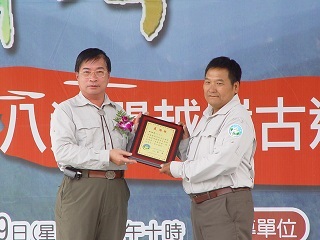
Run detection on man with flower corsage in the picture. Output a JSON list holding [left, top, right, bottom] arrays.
[[50, 48, 140, 240]]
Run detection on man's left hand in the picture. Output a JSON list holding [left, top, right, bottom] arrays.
[[159, 162, 173, 177]]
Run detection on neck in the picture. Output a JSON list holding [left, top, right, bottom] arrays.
[[91, 99, 104, 108], [83, 94, 105, 108]]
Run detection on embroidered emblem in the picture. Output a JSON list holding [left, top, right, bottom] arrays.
[[228, 124, 243, 137]]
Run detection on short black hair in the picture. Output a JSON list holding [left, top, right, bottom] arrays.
[[74, 48, 111, 73], [205, 56, 241, 84]]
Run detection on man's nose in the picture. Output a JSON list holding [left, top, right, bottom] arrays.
[[208, 84, 217, 91], [89, 73, 98, 80]]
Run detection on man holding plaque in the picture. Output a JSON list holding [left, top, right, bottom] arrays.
[[160, 56, 256, 240], [50, 48, 138, 240]]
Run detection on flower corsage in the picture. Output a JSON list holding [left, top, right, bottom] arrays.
[[113, 110, 134, 137]]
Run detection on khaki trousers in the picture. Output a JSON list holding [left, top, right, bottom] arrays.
[[191, 189, 254, 240], [55, 176, 130, 240]]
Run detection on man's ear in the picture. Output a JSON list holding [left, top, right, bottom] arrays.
[[234, 81, 240, 93]]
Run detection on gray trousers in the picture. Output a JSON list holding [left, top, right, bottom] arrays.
[[191, 189, 254, 240], [55, 176, 130, 240]]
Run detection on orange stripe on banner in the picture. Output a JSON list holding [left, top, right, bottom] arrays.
[[0, 67, 319, 185]]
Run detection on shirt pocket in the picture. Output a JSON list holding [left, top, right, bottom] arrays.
[[213, 136, 224, 154], [200, 129, 216, 155], [75, 120, 101, 148], [187, 130, 216, 160]]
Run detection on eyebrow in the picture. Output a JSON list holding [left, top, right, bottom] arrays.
[[81, 66, 106, 70], [204, 77, 224, 82]]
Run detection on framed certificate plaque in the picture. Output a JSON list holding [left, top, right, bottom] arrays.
[[130, 115, 183, 168]]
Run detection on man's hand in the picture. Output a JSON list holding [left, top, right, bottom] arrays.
[[159, 162, 173, 177], [178, 122, 190, 140], [133, 112, 149, 132], [110, 149, 137, 166]]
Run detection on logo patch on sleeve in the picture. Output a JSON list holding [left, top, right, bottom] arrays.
[[228, 124, 243, 137]]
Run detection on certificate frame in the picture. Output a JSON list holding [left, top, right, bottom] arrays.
[[130, 115, 183, 168]]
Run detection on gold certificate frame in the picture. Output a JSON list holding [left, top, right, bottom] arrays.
[[130, 115, 183, 168]]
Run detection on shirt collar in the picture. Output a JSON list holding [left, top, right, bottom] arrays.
[[204, 94, 240, 117], [75, 92, 116, 109]]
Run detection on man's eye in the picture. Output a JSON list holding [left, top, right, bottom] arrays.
[[96, 70, 106, 77]]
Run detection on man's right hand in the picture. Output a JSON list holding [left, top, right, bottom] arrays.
[[110, 149, 137, 166]]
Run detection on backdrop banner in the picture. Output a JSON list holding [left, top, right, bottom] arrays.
[[0, 1, 319, 239]]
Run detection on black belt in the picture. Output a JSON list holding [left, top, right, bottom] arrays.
[[190, 187, 251, 204]]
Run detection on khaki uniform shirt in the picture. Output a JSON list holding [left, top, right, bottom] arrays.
[[172, 94, 256, 194], [50, 92, 134, 171]]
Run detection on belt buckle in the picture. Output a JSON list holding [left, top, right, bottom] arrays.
[[105, 171, 116, 179]]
